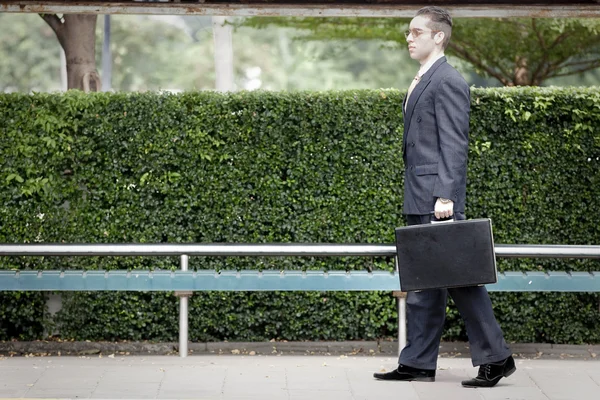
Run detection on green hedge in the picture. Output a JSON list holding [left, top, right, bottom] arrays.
[[0, 88, 598, 343]]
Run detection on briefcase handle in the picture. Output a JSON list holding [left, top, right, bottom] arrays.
[[429, 211, 455, 224]]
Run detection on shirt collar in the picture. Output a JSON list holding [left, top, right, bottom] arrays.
[[417, 53, 445, 78]]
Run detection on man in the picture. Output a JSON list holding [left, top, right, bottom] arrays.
[[373, 7, 515, 388]]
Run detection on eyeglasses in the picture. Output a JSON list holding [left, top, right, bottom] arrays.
[[404, 28, 439, 39]]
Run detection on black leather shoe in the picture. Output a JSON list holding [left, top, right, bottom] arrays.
[[462, 356, 516, 388], [373, 364, 435, 382]]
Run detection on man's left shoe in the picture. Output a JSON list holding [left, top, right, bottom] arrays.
[[461, 356, 516, 388]]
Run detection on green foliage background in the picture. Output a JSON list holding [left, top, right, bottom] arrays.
[[241, 16, 600, 86], [0, 88, 599, 343]]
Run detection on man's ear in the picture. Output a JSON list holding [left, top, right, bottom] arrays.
[[435, 32, 445, 46]]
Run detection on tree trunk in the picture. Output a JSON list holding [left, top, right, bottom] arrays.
[[513, 56, 530, 86], [41, 14, 101, 91]]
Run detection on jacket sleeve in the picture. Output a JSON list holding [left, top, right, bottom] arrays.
[[432, 73, 470, 201]]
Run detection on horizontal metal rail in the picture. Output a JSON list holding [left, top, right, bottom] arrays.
[[1, 243, 599, 258], [0, 270, 599, 292], [0, 243, 394, 257]]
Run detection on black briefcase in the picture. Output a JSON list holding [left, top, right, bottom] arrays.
[[394, 218, 497, 291]]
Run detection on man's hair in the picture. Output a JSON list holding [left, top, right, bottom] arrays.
[[415, 6, 452, 49]]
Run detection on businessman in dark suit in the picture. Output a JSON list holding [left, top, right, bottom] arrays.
[[373, 7, 515, 388]]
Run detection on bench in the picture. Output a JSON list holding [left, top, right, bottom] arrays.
[[1, 243, 599, 357]]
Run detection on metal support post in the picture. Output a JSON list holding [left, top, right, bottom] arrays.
[[398, 295, 406, 356], [212, 16, 234, 92], [393, 292, 407, 357], [101, 14, 112, 91], [393, 256, 407, 356], [177, 254, 190, 358]]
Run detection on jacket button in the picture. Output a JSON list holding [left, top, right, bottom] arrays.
[[410, 165, 414, 170], [411, 142, 415, 147], [417, 117, 422, 123]]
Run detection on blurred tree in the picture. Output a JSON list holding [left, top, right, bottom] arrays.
[[240, 17, 600, 86], [545, 64, 600, 86], [0, 14, 420, 92], [231, 26, 415, 90], [40, 14, 101, 91], [96, 15, 215, 91], [0, 14, 217, 93], [0, 13, 62, 92], [183, 16, 414, 91], [6, 14, 595, 93]]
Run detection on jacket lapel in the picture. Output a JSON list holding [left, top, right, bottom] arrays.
[[403, 57, 447, 136]]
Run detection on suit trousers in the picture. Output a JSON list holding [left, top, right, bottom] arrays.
[[398, 212, 512, 370]]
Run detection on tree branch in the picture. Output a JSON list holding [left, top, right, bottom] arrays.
[[531, 19, 546, 50], [539, 53, 595, 81], [542, 61, 564, 78], [548, 36, 600, 74], [542, 58, 600, 79], [561, 59, 600, 68], [39, 14, 66, 48], [451, 38, 515, 80], [548, 31, 570, 51], [448, 42, 511, 86], [530, 19, 547, 84], [40, 14, 63, 35], [550, 62, 600, 78]]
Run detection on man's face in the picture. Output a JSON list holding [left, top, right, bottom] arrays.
[[406, 15, 439, 62]]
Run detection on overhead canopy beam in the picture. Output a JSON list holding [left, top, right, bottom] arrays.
[[1, 1, 599, 18]]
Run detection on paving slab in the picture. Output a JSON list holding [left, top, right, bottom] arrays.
[[0, 354, 598, 400]]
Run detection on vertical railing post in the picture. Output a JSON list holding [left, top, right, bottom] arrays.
[[394, 256, 407, 356], [398, 294, 406, 355], [178, 254, 189, 358]]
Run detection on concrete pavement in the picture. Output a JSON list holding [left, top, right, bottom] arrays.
[[1, 354, 599, 400]]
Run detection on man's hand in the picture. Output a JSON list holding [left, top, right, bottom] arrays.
[[434, 198, 454, 220]]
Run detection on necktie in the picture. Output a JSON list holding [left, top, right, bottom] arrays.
[[405, 73, 421, 108]]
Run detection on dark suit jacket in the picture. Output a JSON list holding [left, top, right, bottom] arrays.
[[402, 56, 470, 215]]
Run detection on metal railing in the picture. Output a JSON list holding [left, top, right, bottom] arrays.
[[1, 243, 599, 357], [1, 243, 600, 258]]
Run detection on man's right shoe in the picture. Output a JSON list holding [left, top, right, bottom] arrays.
[[373, 364, 436, 382]]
